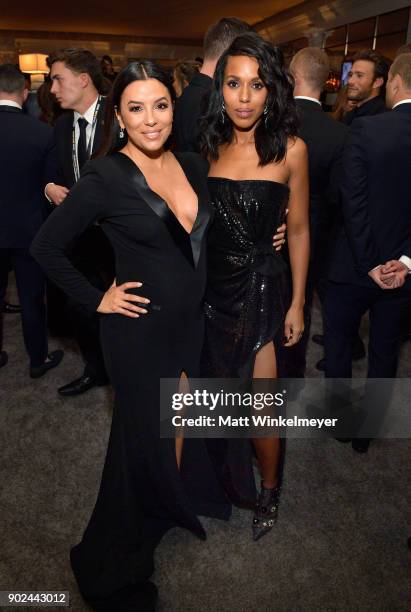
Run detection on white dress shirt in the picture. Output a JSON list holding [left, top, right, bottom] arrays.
[[392, 98, 411, 109], [399, 256, 411, 272], [45, 96, 100, 200], [73, 96, 99, 158], [0, 99, 22, 109], [294, 95, 322, 106]]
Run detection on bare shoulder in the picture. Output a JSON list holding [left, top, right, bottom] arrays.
[[286, 136, 307, 161]]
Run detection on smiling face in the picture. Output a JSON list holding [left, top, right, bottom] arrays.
[[116, 78, 173, 154], [347, 59, 382, 103], [222, 55, 268, 130]]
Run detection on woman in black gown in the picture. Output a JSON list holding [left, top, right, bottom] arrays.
[[200, 33, 310, 540], [31, 62, 230, 611]]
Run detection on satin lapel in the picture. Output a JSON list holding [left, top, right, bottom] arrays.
[[113, 152, 195, 268], [174, 152, 211, 269]]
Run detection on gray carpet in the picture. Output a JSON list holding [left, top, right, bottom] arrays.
[[1, 277, 410, 612]]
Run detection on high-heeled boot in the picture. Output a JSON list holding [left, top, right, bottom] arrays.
[[252, 481, 281, 541]]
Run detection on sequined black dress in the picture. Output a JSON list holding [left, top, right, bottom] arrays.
[[201, 178, 289, 505], [202, 178, 289, 377]]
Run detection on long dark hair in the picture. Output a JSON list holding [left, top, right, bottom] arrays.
[[200, 32, 298, 166], [96, 60, 175, 157]]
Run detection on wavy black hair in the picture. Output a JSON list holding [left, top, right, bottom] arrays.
[[96, 60, 175, 157], [200, 32, 298, 166]]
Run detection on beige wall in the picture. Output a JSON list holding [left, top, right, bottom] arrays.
[[0, 30, 202, 70]]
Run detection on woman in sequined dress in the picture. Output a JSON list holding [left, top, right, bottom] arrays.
[[200, 33, 310, 540]]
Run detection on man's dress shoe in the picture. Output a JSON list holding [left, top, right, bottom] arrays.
[[58, 374, 107, 396], [335, 438, 370, 453], [29, 350, 64, 378], [2, 302, 21, 314], [0, 351, 8, 368]]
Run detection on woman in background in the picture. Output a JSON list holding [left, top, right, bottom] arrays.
[[172, 59, 201, 97], [37, 79, 64, 125], [331, 84, 358, 121]]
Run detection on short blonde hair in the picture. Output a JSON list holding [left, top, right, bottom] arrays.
[[390, 53, 411, 90], [290, 47, 330, 90]]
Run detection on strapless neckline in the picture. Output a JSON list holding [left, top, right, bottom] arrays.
[[208, 176, 290, 191]]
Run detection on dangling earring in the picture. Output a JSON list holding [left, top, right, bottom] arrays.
[[119, 127, 125, 139], [263, 105, 269, 127], [220, 101, 226, 124]]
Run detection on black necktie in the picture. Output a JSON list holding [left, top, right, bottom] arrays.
[[77, 117, 88, 170]]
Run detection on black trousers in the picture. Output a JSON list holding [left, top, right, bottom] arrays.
[[324, 281, 411, 378], [0, 248, 47, 366]]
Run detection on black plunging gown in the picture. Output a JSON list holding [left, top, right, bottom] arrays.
[[31, 152, 230, 611], [201, 178, 289, 506]]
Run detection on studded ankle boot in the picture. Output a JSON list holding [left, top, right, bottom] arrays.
[[252, 481, 281, 541]]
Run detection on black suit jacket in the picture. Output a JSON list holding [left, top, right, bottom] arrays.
[[295, 98, 347, 259], [54, 97, 106, 188], [52, 97, 113, 281], [173, 74, 212, 153], [329, 103, 411, 289], [342, 95, 387, 126], [0, 105, 57, 248]]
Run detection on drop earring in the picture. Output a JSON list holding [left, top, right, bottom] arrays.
[[220, 101, 226, 124], [119, 127, 125, 138], [263, 105, 269, 127]]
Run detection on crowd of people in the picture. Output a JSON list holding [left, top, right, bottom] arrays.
[[0, 14, 410, 612]]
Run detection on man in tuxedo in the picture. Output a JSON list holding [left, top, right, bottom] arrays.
[[315, 50, 390, 369], [0, 64, 63, 375], [324, 53, 411, 451], [279, 47, 347, 377], [173, 17, 253, 152], [45, 48, 114, 396], [343, 49, 390, 126]]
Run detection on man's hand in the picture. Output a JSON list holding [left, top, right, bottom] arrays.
[[380, 260, 409, 289], [45, 183, 69, 206], [368, 266, 390, 289], [369, 261, 408, 289]]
